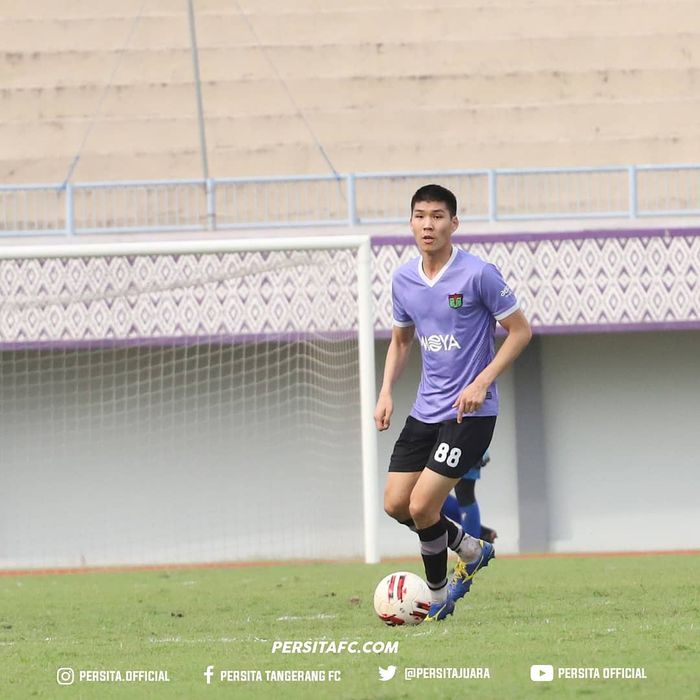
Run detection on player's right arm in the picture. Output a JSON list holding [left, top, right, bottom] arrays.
[[374, 324, 414, 431]]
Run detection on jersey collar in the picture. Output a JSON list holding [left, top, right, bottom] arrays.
[[418, 246, 458, 288]]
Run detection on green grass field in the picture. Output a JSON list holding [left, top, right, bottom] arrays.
[[1, 554, 698, 699]]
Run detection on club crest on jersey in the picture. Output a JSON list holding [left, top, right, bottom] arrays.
[[448, 293, 463, 309]]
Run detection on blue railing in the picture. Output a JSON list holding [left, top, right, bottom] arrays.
[[1, 164, 699, 236]]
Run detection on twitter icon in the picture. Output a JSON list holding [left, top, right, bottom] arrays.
[[378, 665, 397, 681]]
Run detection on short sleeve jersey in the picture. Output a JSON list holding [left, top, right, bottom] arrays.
[[392, 246, 519, 423]]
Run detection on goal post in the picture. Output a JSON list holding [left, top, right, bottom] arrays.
[[0, 235, 380, 569]]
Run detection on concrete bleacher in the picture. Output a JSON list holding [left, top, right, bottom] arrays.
[[1, 0, 699, 184]]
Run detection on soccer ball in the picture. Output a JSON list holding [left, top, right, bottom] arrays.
[[373, 571, 431, 626]]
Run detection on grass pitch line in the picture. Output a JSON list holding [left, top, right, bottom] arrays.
[[0, 548, 697, 577]]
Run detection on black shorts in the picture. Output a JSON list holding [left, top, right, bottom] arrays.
[[388, 415, 497, 479]]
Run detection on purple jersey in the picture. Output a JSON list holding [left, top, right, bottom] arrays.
[[392, 246, 519, 422]]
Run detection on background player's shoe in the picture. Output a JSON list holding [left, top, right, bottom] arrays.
[[480, 525, 498, 543], [425, 595, 455, 622], [447, 540, 495, 601]]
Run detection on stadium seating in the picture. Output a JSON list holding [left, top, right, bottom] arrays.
[[1, 0, 698, 183]]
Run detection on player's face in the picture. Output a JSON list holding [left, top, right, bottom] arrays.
[[410, 201, 458, 255]]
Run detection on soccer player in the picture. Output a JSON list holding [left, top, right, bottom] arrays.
[[374, 184, 531, 621]]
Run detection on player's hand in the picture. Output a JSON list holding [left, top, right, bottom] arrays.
[[452, 382, 488, 423], [374, 394, 393, 431]]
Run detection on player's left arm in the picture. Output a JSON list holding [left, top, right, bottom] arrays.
[[453, 309, 532, 422]]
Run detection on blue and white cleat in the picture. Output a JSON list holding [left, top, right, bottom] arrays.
[[424, 595, 455, 622], [447, 540, 495, 601]]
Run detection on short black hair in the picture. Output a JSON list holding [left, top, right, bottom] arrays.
[[410, 184, 457, 218]]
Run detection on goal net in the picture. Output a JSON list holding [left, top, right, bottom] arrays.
[[0, 237, 378, 570]]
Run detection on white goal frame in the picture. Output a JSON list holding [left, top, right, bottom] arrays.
[[0, 235, 380, 564]]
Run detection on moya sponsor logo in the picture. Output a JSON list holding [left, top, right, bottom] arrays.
[[418, 334, 461, 352]]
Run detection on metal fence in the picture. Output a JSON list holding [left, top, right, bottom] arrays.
[[2, 164, 700, 236]]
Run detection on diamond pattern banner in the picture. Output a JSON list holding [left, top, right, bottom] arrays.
[[0, 249, 359, 344], [373, 230, 700, 333], [0, 229, 699, 345]]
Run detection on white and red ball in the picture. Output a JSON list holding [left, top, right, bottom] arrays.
[[373, 571, 431, 626]]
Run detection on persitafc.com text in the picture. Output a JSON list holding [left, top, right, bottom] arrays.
[[271, 640, 399, 654]]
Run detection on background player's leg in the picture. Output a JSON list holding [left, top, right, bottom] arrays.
[[455, 477, 481, 538], [441, 493, 462, 524], [454, 471, 498, 542]]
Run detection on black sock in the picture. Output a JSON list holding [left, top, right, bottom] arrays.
[[442, 514, 465, 550], [416, 520, 448, 599]]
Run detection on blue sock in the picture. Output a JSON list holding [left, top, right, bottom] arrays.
[[441, 494, 462, 524], [460, 501, 481, 539]]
